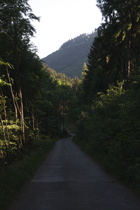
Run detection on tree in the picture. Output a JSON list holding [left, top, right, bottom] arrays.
[[82, 0, 140, 103], [0, 0, 39, 145], [97, 0, 140, 78]]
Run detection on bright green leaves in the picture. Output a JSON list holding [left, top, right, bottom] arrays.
[[0, 78, 9, 86], [0, 60, 14, 69]]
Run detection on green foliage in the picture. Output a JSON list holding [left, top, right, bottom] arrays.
[[0, 60, 14, 69], [70, 0, 140, 193], [0, 0, 139, 202], [75, 82, 140, 191], [0, 0, 72, 166], [82, 0, 140, 101]]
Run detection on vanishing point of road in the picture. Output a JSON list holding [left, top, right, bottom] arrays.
[[9, 135, 140, 210]]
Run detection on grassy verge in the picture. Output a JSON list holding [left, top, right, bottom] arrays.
[[0, 138, 56, 210], [73, 136, 140, 195]]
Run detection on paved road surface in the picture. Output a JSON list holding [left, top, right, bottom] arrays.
[[9, 136, 140, 210]]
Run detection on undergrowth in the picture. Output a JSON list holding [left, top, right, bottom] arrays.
[[74, 82, 140, 194], [0, 137, 56, 210]]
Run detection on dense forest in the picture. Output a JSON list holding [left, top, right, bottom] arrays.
[[0, 0, 140, 208], [43, 33, 96, 78], [0, 0, 75, 166], [70, 0, 140, 192], [0, 1, 77, 208]]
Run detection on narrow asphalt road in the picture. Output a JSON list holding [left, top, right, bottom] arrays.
[[9, 136, 140, 210]]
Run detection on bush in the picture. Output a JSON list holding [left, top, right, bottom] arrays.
[[75, 82, 140, 192]]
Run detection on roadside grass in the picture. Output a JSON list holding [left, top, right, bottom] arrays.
[[0, 137, 56, 210], [73, 136, 140, 195]]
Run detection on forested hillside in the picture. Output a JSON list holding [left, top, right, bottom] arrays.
[[43, 33, 96, 78]]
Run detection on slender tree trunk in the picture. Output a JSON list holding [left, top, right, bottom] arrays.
[[19, 87, 25, 144], [32, 111, 35, 131], [3, 102, 10, 145], [32, 110, 37, 138], [6, 68, 24, 148], [0, 91, 10, 146], [126, 32, 131, 78], [6, 68, 18, 121], [0, 114, 9, 154]]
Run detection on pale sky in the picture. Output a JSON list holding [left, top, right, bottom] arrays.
[[29, 0, 102, 58]]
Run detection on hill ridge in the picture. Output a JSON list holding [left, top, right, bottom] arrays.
[[43, 32, 96, 78]]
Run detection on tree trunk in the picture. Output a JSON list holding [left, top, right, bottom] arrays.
[[6, 68, 18, 121], [0, 114, 9, 156], [19, 87, 25, 145], [126, 32, 131, 78]]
